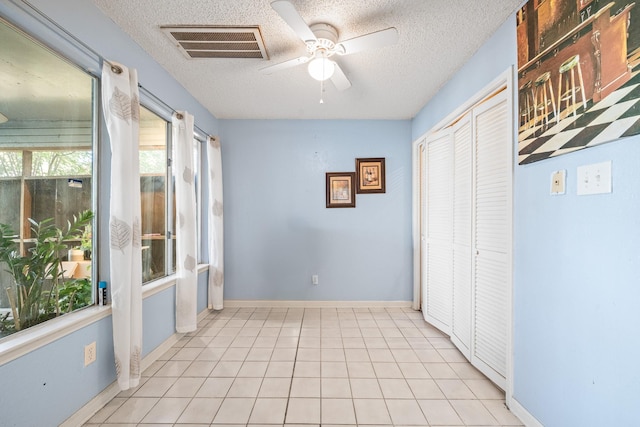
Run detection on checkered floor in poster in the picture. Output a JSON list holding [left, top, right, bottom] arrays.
[[518, 63, 640, 165]]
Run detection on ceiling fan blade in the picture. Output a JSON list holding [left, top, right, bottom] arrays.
[[271, 0, 317, 43], [336, 27, 399, 55], [330, 62, 351, 91], [260, 55, 310, 74]]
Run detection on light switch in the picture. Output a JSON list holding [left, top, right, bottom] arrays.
[[551, 170, 566, 195], [577, 161, 612, 195]]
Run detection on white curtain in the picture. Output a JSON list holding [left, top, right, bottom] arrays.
[[173, 112, 198, 332], [207, 136, 224, 310], [101, 61, 143, 391]]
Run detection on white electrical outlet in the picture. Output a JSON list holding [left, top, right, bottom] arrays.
[[312, 275, 319, 285], [84, 342, 97, 366]]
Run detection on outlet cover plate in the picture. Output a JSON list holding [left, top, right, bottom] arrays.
[[577, 161, 612, 195], [551, 170, 566, 195], [84, 342, 96, 366]]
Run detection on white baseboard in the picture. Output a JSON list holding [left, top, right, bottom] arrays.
[[223, 300, 413, 308], [508, 397, 544, 427], [61, 308, 210, 427]]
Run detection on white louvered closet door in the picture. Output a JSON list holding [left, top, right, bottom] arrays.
[[451, 114, 473, 358], [423, 130, 453, 333], [472, 91, 511, 389]]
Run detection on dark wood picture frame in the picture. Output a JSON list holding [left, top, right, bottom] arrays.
[[326, 172, 356, 208], [356, 157, 386, 194]]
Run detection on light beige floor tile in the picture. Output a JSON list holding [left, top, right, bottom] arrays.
[[212, 397, 255, 424], [294, 361, 320, 377], [380, 328, 403, 338], [140, 397, 190, 424], [347, 361, 376, 378], [321, 398, 356, 424], [210, 361, 242, 377], [321, 348, 346, 361], [297, 348, 321, 361], [280, 327, 301, 337], [406, 337, 433, 349], [237, 361, 268, 377], [398, 362, 431, 379], [176, 397, 223, 424], [360, 327, 383, 337], [343, 337, 366, 348], [464, 379, 505, 399], [248, 397, 288, 424], [142, 361, 166, 377], [171, 347, 203, 360], [350, 378, 383, 398], [344, 348, 370, 362], [133, 377, 176, 397], [271, 347, 297, 361], [227, 377, 262, 397], [258, 377, 291, 398], [265, 360, 294, 377], [435, 379, 476, 399], [291, 377, 321, 397], [322, 361, 348, 377], [185, 336, 213, 347], [158, 348, 179, 360], [210, 336, 234, 347], [385, 399, 428, 425], [449, 362, 486, 379], [424, 362, 459, 379], [449, 399, 499, 425], [368, 348, 394, 362], [321, 337, 344, 348], [300, 327, 321, 337], [154, 360, 190, 377], [196, 347, 226, 361], [418, 399, 463, 425], [378, 378, 413, 399], [285, 398, 320, 424], [220, 347, 250, 361], [414, 349, 445, 363], [437, 348, 467, 362], [322, 328, 342, 338], [385, 337, 411, 349], [298, 336, 321, 348], [164, 377, 205, 397], [481, 399, 524, 425], [353, 398, 392, 424], [182, 360, 216, 377], [321, 378, 351, 398], [364, 337, 389, 348], [86, 397, 126, 423], [245, 347, 273, 361], [230, 335, 256, 348], [341, 327, 362, 337], [106, 397, 159, 423], [253, 336, 277, 347], [357, 320, 379, 329], [406, 379, 445, 399], [391, 349, 420, 363], [372, 362, 404, 378], [259, 327, 280, 337], [276, 336, 299, 348], [196, 377, 234, 397], [428, 337, 456, 348]]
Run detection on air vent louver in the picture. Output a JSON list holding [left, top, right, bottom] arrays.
[[161, 26, 268, 59]]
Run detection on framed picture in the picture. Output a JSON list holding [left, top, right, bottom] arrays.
[[326, 172, 356, 208], [356, 157, 385, 194]]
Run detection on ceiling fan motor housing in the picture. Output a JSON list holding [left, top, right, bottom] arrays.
[[307, 23, 339, 53]]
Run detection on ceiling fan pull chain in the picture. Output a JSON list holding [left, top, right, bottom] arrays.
[[320, 79, 324, 104]]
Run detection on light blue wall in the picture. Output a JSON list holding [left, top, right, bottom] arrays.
[[0, 1, 215, 425], [412, 15, 640, 427], [219, 119, 413, 301]]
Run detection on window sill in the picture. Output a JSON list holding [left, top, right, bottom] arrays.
[[0, 263, 209, 367]]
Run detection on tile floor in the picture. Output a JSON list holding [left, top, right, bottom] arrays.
[[84, 306, 523, 426]]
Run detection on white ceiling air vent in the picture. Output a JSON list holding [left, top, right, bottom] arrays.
[[161, 26, 268, 59]]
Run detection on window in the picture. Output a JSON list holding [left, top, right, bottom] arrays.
[[139, 106, 171, 283], [0, 19, 96, 337]]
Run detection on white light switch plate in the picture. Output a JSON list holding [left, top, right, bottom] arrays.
[[577, 161, 612, 195]]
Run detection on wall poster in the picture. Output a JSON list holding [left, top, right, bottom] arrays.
[[517, 0, 640, 164]]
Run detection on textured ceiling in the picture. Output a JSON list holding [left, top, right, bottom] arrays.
[[93, 0, 523, 120]]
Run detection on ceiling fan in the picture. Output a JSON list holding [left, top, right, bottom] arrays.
[[260, 0, 399, 93]]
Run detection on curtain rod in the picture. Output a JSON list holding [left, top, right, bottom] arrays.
[[18, 1, 209, 143]]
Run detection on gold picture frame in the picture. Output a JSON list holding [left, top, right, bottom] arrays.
[[326, 172, 356, 208], [356, 157, 385, 194]]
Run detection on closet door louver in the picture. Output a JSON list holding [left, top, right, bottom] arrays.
[[423, 130, 453, 333], [451, 115, 472, 358], [473, 95, 510, 389]]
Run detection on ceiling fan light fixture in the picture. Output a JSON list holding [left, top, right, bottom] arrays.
[[307, 56, 335, 81]]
